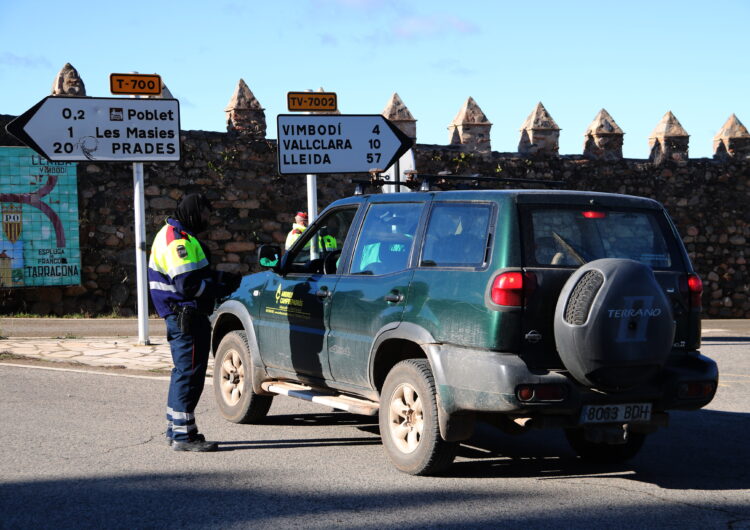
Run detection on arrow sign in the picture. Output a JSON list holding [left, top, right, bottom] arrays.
[[5, 96, 181, 162], [277, 114, 413, 175]]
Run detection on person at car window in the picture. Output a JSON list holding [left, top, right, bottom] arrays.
[[285, 211, 308, 250], [148, 193, 240, 452]]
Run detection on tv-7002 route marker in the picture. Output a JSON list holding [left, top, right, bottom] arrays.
[[277, 114, 413, 175], [5, 96, 181, 162]]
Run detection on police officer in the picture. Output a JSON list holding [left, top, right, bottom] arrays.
[[285, 211, 308, 250], [148, 193, 239, 452]]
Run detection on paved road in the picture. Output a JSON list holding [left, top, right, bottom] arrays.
[[1, 338, 748, 529]]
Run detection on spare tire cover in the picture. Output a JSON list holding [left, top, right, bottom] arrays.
[[554, 258, 675, 392]]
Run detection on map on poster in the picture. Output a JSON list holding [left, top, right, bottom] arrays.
[[0, 146, 81, 287]]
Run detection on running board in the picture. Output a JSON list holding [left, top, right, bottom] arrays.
[[262, 381, 379, 416]]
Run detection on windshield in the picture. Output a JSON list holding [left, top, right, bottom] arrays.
[[522, 206, 680, 269]]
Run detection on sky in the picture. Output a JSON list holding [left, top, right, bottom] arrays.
[[1, 0, 749, 159]]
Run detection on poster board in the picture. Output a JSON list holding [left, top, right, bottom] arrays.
[[0, 146, 81, 287]]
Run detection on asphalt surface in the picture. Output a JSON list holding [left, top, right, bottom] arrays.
[[2, 339, 750, 529]]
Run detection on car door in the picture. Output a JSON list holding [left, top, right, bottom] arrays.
[[256, 206, 358, 382], [327, 199, 427, 388]]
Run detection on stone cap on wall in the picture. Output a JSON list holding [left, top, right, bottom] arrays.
[[520, 102, 560, 131], [225, 79, 263, 111], [51, 63, 86, 97], [585, 108, 624, 136], [650, 111, 689, 139], [714, 114, 750, 142], [450, 97, 491, 126], [382, 92, 416, 139]]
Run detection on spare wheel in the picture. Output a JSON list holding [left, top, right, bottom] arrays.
[[553, 258, 675, 392]]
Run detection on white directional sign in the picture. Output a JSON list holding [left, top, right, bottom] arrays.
[[5, 96, 180, 162], [277, 114, 413, 175]]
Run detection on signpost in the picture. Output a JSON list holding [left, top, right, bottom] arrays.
[[6, 90, 180, 345], [277, 114, 413, 175], [6, 96, 180, 162]]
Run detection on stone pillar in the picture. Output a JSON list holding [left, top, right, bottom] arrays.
[[225, 79, 266, 138], [713, 114, 750, 160], [51, 63, 86, 96], [381, 93, 416, 141], [648, 111, 689, 165], [518, 102, 560, 157], [583, 109, 624, 161], [448, 97, 492, 154]]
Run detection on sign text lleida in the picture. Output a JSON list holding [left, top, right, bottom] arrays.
[[0, 147, 81, 287]]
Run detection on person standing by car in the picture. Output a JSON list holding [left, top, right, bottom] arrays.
[[285, 211, 308, 250], [148, 193, 240, 452]]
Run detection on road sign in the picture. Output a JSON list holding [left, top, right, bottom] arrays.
[[287, 91, 338, 112], [277, 114, 413, 175], [110, 73, 162, 95], [5, 96, 180, 162]]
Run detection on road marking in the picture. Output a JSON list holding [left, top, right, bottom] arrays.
[[0, 362, 213, 384]]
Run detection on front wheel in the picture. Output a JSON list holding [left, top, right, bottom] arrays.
[[379, 359, 458, 475], [213, 331, 273, 424], [564, 428, 646, 464]]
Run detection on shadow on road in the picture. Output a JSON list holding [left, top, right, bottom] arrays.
[[444, 409, 750, 491]]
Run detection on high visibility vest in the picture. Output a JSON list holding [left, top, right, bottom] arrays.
[[285, 223, 307, 250], [148, 218, 213, 317]]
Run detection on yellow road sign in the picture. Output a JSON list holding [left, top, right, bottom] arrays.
[[110, 73, 162, 95], [287, 92, 338, 112]]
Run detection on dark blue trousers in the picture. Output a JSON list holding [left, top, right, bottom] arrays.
[[165, 313, 211, 442]]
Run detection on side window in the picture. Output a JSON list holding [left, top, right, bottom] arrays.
[[287, 207, 357, 274], [420, 203, 491, 267], [350, 203, 422, 275]]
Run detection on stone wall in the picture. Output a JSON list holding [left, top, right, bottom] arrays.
[[1, 116, 748, 318]]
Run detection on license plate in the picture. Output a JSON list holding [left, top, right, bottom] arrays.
[[580, 403, 652, 424]]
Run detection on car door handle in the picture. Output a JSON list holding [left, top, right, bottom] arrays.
[[384, 292, 404, 303], [316, 288, 331, 299]]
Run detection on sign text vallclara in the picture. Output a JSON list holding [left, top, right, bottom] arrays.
[[280, 122, 351, 166]]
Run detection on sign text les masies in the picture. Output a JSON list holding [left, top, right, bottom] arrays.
[[6, 96, 181, 162]]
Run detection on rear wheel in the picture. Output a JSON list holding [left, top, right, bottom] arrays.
[[565, 428, 646, 464], [213, 331, 273, 423], [379, 359, 458, 475]]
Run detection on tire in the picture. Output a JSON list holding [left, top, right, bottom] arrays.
[[213, 330, 273, 424], [554, 259, 675, 392], [379, 359, 458, 475], [564, 428, 646, 464]]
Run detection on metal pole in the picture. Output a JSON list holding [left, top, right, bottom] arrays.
[[393, 158, 400, 193], [133, 161, 150, 345], [130, 80, 149, 345], [305, 90, 318, 257]]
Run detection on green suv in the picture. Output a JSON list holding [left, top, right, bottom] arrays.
[[210, 189, 718, 475]]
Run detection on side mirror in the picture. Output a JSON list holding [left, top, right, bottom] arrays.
[[258, 245, 281, 270]]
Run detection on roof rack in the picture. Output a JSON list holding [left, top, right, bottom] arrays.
[[350, 170, 565, 195]]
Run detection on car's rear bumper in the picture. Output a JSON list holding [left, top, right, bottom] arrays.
[[427, 344, 718, 418]]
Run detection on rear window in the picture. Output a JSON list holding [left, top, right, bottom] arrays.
[[521, 207, 680, 269]]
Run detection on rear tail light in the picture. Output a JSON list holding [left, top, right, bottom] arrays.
[[687, 273, 703, 309], [516, 384, 567, 402], [678, 381, 715, 399], [491, 272, 524, 306]]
